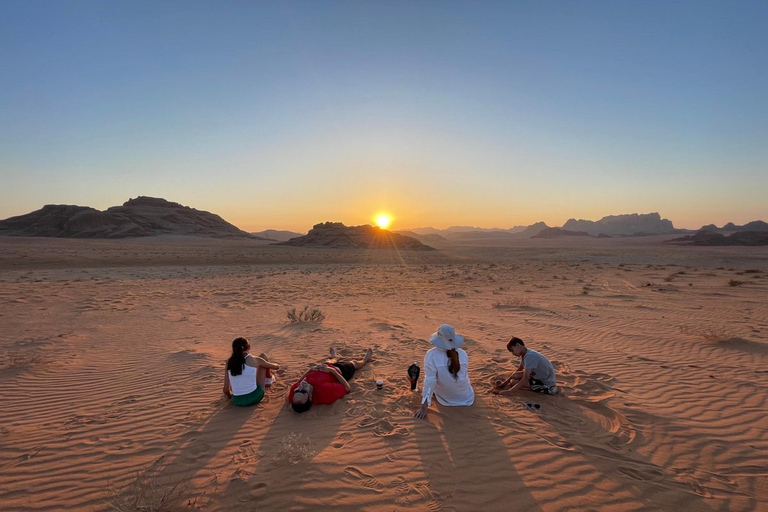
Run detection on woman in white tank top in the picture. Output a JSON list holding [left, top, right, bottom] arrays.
[[223, 337, 280, 407]]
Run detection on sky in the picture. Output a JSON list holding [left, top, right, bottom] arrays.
[[1, 1, 766, 232]]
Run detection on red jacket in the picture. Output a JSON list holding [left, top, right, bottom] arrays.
[[288, 365, 348, 405]]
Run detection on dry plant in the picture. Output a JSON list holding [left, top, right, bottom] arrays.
[[272, 433, 315, 464], [1, 351, 44, 370], [728, 279, 745, 287], [286, 306, 325, 323], [107, 466, 190, 512], [447, 292, 465, 298], [492, 297, 531, 308], [679, 326, 727, 342]]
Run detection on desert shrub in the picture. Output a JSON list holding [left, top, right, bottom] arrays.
[[679, 326, 727, 342], [728, 279, 745, 287], [1, 351, 43, 370], [492, 297, 531, 308], [107, 466, 190, 512], [287, 306, 325, 323], [272, 433, 315, 464], [448, 292, 465, 298]]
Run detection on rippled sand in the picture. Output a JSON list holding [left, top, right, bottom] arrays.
[[1, 236, 766, 512]]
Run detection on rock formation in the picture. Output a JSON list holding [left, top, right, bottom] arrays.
[[278, 222, 435, 250], [250, 229, 305, 242], [0, 196, 263, 239], [697, 220, 768, 233], [562, 212, 675, 236], [666, 231, 768, 246]]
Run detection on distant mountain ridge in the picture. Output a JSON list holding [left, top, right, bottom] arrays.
[[250, 229, 305, 242], [667, 231, 768, 246], [562, 212, 675, 236], [0, 197, 264, 239], [406, 213, 681, 238], [698, 221, 768, 234], [279, 222, 434, 250]]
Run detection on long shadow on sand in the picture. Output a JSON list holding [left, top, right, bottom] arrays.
[[219, 389, 349, 510], [413, 394, 545, 512], [519, 391, 722, 512]]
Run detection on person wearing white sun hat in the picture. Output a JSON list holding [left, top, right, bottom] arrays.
[[414, 324, 475, 419]]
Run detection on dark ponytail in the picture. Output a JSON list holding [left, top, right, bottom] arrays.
[[447, 348, 460, 379], [227, 337, 250, 376]]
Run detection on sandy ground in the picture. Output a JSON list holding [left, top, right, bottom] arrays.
[[1, 236, 767, 512]]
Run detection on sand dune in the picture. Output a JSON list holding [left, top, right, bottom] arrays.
[[0, 237, 766, 511]]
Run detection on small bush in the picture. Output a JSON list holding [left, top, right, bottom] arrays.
[[1, 351, 43, 370], [492, 297, 531, 308], [729, 279, 745, 287], [679, 326, 727, 342], [272, 433, 315, 464], [287, 306, 325, 323], [448, 292, 465, 298], [107, 466, 190, 512]]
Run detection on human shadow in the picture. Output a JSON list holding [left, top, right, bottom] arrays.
[[412, 394, 545, 512], [506, 389, 721, 512], [218, 378, 350, 509]]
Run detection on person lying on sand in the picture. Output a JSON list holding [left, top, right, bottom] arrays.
[[497, 337, 558, 395], [288, 347, 372, 413], [414, 324, 475, 419], [223, 337, 281, 406]]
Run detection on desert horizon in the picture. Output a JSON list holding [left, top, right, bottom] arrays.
[[3, 1, 767, 510]]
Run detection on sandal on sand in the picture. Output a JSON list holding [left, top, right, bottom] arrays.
[[265, 374, 276, 388]]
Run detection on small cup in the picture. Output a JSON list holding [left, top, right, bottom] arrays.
[[376, 380, 384, 390]]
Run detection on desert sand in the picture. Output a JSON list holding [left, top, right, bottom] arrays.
[[1, 235, 767, 512]]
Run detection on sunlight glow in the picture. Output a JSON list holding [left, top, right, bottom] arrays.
[[375, 214, 392, 229]]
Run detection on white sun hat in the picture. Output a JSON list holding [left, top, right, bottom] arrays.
[[429, 324, 464, 350]]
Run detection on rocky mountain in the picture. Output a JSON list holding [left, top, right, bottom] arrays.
[[0, 197, 264, 239], [407, 225, 528, 237], [667, 231, 768, 246], [562, 213, 675, 236], [531, 227, 593, 239], [407, 223, 546, 240], [251, 229, 305, 242], [393, 231, 447, 245], [698, 220, 768, 233], [278, 222, 435, 250]]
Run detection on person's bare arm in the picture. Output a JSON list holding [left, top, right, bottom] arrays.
[[246, 356, 280, 371], [223, 368, 232, 398], [499, 362, 525, 388], [507, 368, 532, 392], [324, 365, 351, 391]]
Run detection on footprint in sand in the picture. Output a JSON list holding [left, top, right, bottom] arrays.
[[331, 432, 354, 449], [343, 466, 384, 492]]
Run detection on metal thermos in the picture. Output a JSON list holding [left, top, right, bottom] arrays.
[[407, 362, 420, 391]]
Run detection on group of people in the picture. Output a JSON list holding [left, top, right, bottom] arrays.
[[223, 324, 558, 418]]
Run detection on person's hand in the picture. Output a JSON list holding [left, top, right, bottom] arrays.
[[414, 403, 428, 419]]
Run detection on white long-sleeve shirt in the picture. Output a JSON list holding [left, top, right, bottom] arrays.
[[421, 347, 475, 407]]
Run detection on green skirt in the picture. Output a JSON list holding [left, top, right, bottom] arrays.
[[231, 385, 265, 407]]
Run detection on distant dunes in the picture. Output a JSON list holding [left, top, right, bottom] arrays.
[[0, 197, 265, 239]]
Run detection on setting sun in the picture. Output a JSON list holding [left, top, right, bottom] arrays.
[[375, 214, 392, 229]]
